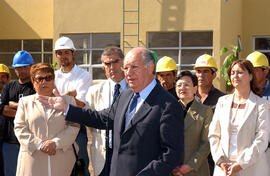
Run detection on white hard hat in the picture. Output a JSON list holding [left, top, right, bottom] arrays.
[[54, 36, 75, 51]]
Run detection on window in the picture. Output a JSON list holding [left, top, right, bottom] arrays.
[[147, 31, 213, 71], [253, 36, 270, 60], [62, 33, 120, 80], [0, 39, 53, 79]]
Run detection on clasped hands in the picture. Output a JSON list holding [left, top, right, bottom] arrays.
[[220, 162, 242, 176], [172, 164, 192, 176], [40, 140, 56, 156]]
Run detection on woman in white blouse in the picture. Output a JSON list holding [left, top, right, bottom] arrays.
[[14, 63, 79, 176], [208, 59, 269, 176]]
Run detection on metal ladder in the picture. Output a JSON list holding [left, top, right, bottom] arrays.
[[122, 0, 140, 53]]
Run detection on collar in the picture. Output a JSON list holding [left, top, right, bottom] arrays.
[[60, 64, 77, 74], [179, 99, 194, 113], [109, 78, 128, 92], [262, 79, 270, 94], [196, 86, 216, 98], [136, 79, 157, 101], [208, 86, 217, 94]]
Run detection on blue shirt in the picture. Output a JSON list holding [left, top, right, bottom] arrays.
[[109, 78, 128, 105], [133, 79, 157, 113], [262, 80, 270, 101]]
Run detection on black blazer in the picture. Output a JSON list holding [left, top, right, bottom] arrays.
[[66, 83, 184, 176]]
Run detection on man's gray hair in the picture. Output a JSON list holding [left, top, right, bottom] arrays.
[[101, 46, 124, 62], [141, 48, 156, 74]]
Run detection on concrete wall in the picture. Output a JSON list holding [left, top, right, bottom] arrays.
[[242, 0, 270, 57], [2, 0, 270, 89], [54, 0, 220, 49], [53, 0, 122, 39], [218, 0, 242, 91], [0, 0, 53, 39]]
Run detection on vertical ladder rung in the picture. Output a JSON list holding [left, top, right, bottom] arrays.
[[122, 0, 140, 53], [124, 10, 138, 12]]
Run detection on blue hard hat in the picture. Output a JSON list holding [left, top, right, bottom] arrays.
[[12, 50, 34, 68]]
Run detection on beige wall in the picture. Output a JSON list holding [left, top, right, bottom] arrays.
[[217, 0, 242, 91], [54, 0, 221, 48], [0, 0, 53, 39], [54, 0, 122, 39], [1, 0, 265, 89], [242, 0, 270, 58], [53, 0, 241, 90], [141, 0, 220, 42]]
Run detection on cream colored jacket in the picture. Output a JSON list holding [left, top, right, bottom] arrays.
[[85, 80, 111, 176], [208, 92, 269, 176], [14, 94, 79, 176]]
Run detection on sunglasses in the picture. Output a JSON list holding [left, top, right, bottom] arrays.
[[34, 75, 54, 83]]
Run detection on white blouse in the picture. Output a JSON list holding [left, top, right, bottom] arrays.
[[229, 103, 246, 160]]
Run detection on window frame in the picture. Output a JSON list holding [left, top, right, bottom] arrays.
[[61, 33, 121, 79], [147, 31, 213, 71], [0, 39, 53, 63], [253, 36, 270, 53]]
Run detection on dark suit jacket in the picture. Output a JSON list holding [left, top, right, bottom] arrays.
[[66, 83, 184, 176]]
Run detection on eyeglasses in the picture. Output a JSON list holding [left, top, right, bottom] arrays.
[[34, 75, 54, 83], [121, 64, 140, 72], [103, 59, 120, 68]]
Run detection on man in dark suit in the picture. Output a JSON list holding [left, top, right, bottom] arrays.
[[39, 47, 184, 176]]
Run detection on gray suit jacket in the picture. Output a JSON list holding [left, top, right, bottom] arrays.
[[183, 100, 213, 176]]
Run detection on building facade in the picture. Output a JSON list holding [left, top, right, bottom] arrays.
[[1, 0, 270, 91]]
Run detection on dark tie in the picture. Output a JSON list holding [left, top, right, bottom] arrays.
[[112, 83, 121, 103], [125, 93, 140, 129]]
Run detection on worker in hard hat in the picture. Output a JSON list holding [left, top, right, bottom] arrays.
[[194, 54, 225, 176], [0, 64, 10, 175], [54, 36, 92, 176], [194, 54, 225, 111], [0, 51, 36, 176], [247, 51, 270, 97], [246, 51, 270, 169], [0, 64, 11, 97], [156, 56, 178, 99]]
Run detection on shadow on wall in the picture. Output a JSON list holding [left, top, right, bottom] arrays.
[[0, 1, 41, 79], [148, 0, 185, 66], [160, 0, 185, 31], [149, 0, 185, 60], [0, 1, 40, 39]]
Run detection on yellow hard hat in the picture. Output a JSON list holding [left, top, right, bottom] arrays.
[[0, 64, 11, 81], [156, 56, 178, 72], [246, 51, 269, 68], [194, 54, 218, 72]]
